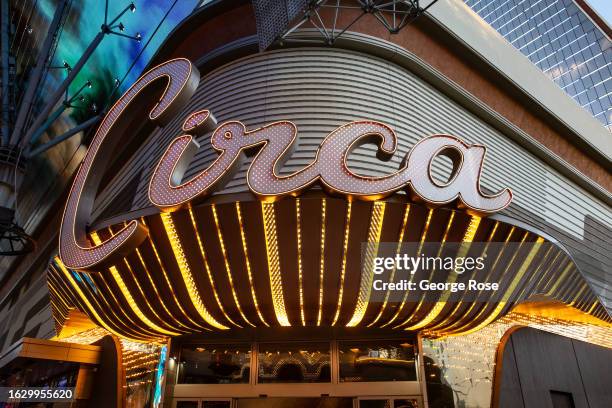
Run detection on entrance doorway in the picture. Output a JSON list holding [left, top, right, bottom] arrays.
[[174, 397, 422, 408], [174, 396, 423, 408], [237, 397, 352, 407]]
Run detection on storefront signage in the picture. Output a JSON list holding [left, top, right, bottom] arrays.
[[59, 58, 512, 271]]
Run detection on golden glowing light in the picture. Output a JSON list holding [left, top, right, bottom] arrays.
[[368, 203, 410, 327], [236, 203, 269, 327], [381, 208, 433, 328], [212, 205, 255, 327], [187, 208, 240, 328], [347, 201, 386, 327], [90, 233, 180, 336], [296, 199, 306, 326], [402, 215, 479, 331], [317, 199, 327, 326], [332, 201, 353, 326], [54, 258, 152, 342], [160, 212, 228, 330], [261, 202, 290, 326]]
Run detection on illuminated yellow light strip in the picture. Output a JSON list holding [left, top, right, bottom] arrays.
[[449, 236, 544, 336], [296, 200, 306, 326], [317, 199, 327, 326], [346, 201, 386, 327], [513, 246, 556, 301], [443, 230, 526, 335], [402, 215, 479, 331], [188, 207, 241, 328], [546, 262, 573, 296], [55, 258, 150, 342], [399, 212, 457, 330], [381, 208, 433, 328], [123, 259, 187, 333], [235, 203, 269, 327], [48, 280, 72, 313], [90, 233, 180, 336], [368, 203, 410, 327], [160, 212, 228, 330], [79, 257, 159, 337], [438, 223, 510, 333], [141, 218, 208, 331], [261, 202, 290, 326], [332, 201, 353, 326], [211, 205, 254, 327], [134, 247, 192, 331], [427, 222, 508, 332], [569, 284, 588, 307]]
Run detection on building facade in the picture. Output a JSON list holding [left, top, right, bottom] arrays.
[[465, 0, 612, 131], [0, 1, 610, 408]]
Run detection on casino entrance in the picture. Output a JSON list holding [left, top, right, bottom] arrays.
[[168, 328, 424, 408], [174, 397, 422, 407]]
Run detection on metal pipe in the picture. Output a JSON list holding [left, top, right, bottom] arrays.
[[10, 0, 69, 146], [26, 115, 101, 158], [20, 30, 104, 148], [28, 103, 67, 146]]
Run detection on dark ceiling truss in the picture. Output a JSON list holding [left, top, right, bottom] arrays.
[[279, 0, 439, 45]]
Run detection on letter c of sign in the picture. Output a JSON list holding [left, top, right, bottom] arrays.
[[59, 58, 200, 271]]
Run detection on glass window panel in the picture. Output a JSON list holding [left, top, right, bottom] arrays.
[[257, 342, 331, 383], [339, 340, 417, 382], [177, 344, 251, 384], [238, 398, 353, 408]]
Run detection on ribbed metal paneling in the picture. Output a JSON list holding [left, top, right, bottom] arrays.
[[92, 48, 611, 312]]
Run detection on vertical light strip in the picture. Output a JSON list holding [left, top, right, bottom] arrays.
[[429, 221, 500, 331], [211, 205, 255, 327], [381, 209, 433, 328], [402, 215, 480, 331], [398, 212, 455, 329], [55, 258, 149, 342], [134, 247, 192, 331], [140, 218, 209, 331], [90, 233, 181, 336], [368, 203, 410, 327], [261, 202, 290, 326], [160, 212, 228, 330], [346, 201, 386, 327], [317, 199, 327, 326], [454, 236, 546, 336], [448, 234, 541, 336], [76, 243, 159, 338], [440, 223, 511, 333], [332, 201, 353, 326], [296, 199, 306, 326], [187, 208, 240, 328], [235, 203, 269, 327]]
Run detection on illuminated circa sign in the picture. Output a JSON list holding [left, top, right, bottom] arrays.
[[59, 58, 512, 271]]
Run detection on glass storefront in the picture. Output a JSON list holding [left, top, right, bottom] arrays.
[[172, 334, 421, 407], [339, 340, 417, 382], [257, 342, 331, 383], [177, 344, 251, 384]]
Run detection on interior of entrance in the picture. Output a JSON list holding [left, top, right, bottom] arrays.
[[169, 328, 423, 408], [175, 397, 421, 408]]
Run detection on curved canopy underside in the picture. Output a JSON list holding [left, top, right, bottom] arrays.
[[47, 193, 610, 342]]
